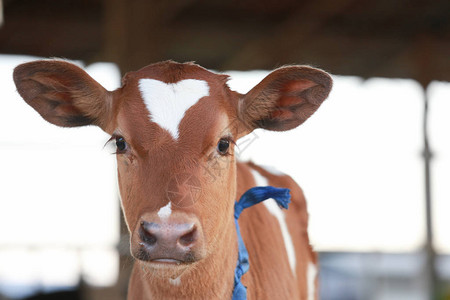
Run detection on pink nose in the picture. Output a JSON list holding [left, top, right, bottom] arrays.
[[137, 220, 202, 263], [140, 221, 198, 247]]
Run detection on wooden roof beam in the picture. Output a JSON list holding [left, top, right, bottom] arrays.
[[102, 0, 198, 74], [222, 0, 359, 70]]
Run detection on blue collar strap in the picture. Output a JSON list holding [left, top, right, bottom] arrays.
[[232, 186, 291, 300]]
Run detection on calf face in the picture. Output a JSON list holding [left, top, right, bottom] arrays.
[[13, 60, 331, 280]]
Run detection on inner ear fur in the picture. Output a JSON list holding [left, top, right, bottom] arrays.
[[13, 60, 112, 130], [238, 65, 332, 133]]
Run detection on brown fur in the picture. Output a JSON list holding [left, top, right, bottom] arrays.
[[13, 60, 332, 299]]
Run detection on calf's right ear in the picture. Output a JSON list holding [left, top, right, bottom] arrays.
[[236, 65, 332, 136], [13, 60, 113, 131]]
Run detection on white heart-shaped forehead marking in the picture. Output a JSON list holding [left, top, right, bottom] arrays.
[[139, 78, 210, 140]]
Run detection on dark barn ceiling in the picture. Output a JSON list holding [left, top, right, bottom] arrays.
[[0, 0, 449, 84]]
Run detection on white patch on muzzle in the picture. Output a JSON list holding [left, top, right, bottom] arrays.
[[158, 202, 172, 219]]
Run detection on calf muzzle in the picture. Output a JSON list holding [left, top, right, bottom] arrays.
[[134, 217, 204, 264]]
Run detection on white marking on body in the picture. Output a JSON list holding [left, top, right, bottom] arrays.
[[139, 79, 210, 140], [260, 164, 285, 176], [307, 262, 317, 300], [157, 202, 172, 219], [169, 276, 181, 286], [250, 169, 296, 276]]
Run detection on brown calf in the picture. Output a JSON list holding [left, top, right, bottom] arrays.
[[13, 60, 332, 299]]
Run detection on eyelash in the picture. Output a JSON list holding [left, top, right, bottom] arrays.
[[105, 135, 128, 154], [217, 137, 236, 156]]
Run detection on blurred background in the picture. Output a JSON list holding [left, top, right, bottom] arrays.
[[0, 0, 449, 299]]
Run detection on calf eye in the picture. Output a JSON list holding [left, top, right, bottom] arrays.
[[217, 138, 230, 155], [115, 136, 127, 153]]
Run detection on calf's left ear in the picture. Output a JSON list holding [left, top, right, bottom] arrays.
[[13, 60, 112, 131], [237, 66, 332, 135]]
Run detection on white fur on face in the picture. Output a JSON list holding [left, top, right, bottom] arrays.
[[139, 79, 210, 140], [157, 202, 172, 219], [250, 169, 297, 276], [169, 276, 181, 286]]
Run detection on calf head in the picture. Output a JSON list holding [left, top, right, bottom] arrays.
[[13, 60, 331, 278]]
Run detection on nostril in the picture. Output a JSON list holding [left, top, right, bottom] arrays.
[[142, 232, 157, 246], [178, 225, 197, 247], [140, 221, 157, 246]]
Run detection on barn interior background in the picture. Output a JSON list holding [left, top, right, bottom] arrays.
[[0, 0, 449, 299]]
